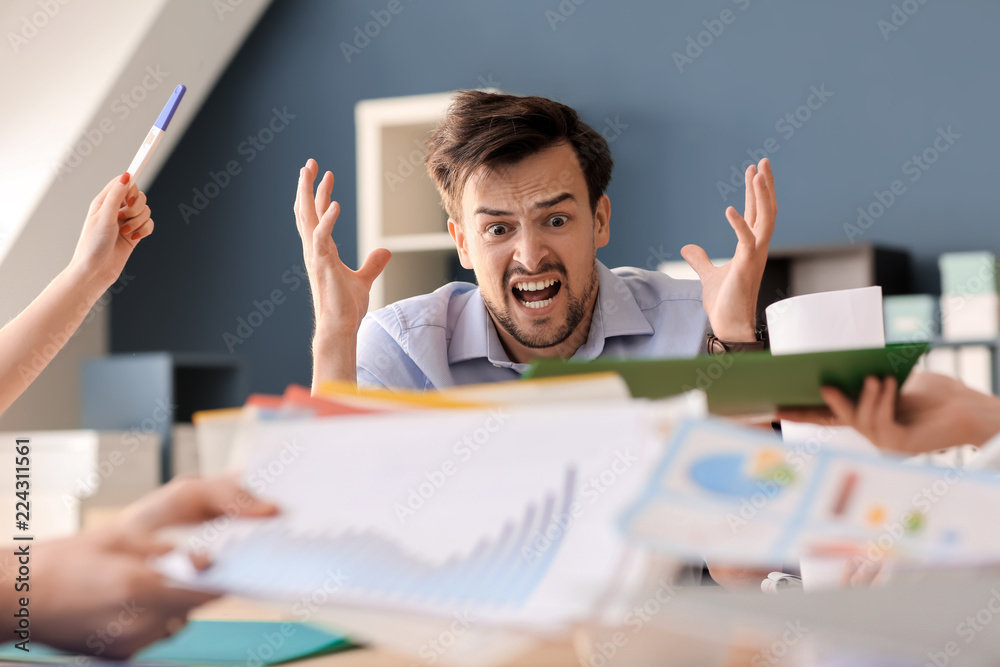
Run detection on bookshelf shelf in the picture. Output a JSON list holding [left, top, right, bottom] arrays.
[[356, 92, 458, 310]]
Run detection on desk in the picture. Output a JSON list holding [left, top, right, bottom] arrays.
[[191, 597, 771, 667], [191, 597, 581, 667]]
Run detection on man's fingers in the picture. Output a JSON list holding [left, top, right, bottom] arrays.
[[680, 244, 713, 281], [315, 171, 335, 219], [759, 158, 777, 213], [315, 201, 340, 250], [295, 159, 320, 235], [357, 248, 392, 288], [724, 207, 756, 247], [743, 164, 757, 227], [751, 172, 775, 246]]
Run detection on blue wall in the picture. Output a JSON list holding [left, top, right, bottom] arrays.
[[112, 0, 1000, 396]]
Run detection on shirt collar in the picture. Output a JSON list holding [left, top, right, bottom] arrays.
[[447, 260, 654, 367]]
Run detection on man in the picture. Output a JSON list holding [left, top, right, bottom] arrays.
[[294, 90, 776, 390]]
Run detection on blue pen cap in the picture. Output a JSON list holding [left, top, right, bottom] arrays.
[[154, 85, 187, 131]]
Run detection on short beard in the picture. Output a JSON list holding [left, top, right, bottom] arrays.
[[483, 262, 599, 350]]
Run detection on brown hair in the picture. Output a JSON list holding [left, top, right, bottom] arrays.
[[425, 90, 614, 221]]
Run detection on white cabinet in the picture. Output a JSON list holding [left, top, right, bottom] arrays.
[[356, 92, 459, 310]]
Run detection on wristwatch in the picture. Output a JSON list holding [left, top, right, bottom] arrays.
[[706, 330, 767, 356]]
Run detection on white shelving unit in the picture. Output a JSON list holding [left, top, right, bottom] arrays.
[[356, 92, 459, 310]]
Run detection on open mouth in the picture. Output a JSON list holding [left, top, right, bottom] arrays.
[[511, 277, 562, 310]]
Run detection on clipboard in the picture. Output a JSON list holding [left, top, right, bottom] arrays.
[[522, 342, 929, 415]]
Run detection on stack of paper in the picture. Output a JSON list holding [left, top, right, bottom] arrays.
[[166, 376, 694, 665], [160, 372, 1000, 666]]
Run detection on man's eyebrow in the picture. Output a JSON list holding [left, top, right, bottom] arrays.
[[474, 206, 512, 217], [535, 192, 575, 209], [473, 193, 576, 217]]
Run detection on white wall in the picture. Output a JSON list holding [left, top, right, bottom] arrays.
[[0, 0, 272, 429]]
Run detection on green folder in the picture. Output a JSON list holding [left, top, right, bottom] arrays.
[[0, 620, 353, 666], [522, 342, 928, 415]]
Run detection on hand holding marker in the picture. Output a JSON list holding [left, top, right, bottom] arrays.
[[126, 84, 186, 183]]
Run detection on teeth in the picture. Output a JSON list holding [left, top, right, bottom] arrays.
[[514, 278, 557, 292], [519, 297, 554, 309]]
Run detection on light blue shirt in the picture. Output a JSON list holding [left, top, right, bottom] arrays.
[[356, 261, 710, 390]]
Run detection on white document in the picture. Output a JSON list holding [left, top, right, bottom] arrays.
[[160, 399, 698, 633]]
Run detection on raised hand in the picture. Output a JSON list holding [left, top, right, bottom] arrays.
[[294, 159, 391, 338], [70, 172, 153, 290], [682, 158, 776, 342], [294, 159, 391, 388]]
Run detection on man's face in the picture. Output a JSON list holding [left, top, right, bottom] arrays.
[[448, 142, 611, 357]]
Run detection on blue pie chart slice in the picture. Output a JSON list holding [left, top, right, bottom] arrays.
[[689, 453, 774, 498]]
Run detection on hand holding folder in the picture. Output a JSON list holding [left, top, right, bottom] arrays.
[[523, 342, 928, 415]]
